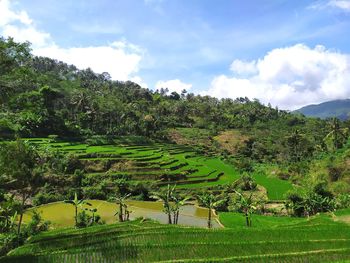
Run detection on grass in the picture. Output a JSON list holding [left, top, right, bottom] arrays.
[[219, 212, 305, 228], [2, 214, 350, 263], [252, 172, 294, 200]]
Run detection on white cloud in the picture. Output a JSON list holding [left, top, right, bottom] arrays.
[[34, 42, 143, 81], [0, 0, 146, 83], [309, 0, 350, 11], [328, 0, 350, 11], [230, 59, 257, 75], [0, 0, 31, 26], [206, 44, 350, 110], [155, 79, 192, 94]]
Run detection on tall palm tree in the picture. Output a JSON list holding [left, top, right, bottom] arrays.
[[197, 193, 224, 229], [324, 118, 348, 150], [64, 193, 91, 227]]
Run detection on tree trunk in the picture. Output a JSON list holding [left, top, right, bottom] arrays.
[[176, 210, 179, 224], [17, 195, 26, 235], [245, 212, 250, 227], [75, 206, 78, 226], [119, 203, 123, 222], [167, 211, 172, 224], [208, 208, 212, 229]]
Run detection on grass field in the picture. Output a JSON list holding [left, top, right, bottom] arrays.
[[2, 210, 350, 263], [23, 137, 293, 199]]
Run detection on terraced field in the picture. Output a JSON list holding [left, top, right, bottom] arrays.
[[2, 213, 350, 263], [25, 137, 241, 189], [24, 137, 293, 199]]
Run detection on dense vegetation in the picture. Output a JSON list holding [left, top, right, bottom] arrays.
[[1, 37, 350, 261]]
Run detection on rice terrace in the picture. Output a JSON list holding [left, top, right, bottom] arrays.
[[1, 1, 350, 262]]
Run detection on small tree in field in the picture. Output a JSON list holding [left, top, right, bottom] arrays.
[[152, 184, 175, 224], [197, 193, 224, 229], [114, 193, 131, 222], [64, 192, 91, 227], [233, 191, 256, 227]]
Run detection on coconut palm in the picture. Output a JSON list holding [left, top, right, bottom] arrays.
[[64, 193, 91, 227], [324, 118, 348, 150]]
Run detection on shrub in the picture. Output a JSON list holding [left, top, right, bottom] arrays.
[[24, 210, 50, 236]]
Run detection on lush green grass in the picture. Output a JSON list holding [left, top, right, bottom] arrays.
[[252, 173, 294, 200], [2, 216, 350, 263], [219, 212, 306, 228]]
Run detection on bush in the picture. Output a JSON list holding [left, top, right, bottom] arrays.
[[24, 210, 50, 236], [239, 174, 257, 191]]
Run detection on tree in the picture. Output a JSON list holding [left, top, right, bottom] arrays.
[[197, 193, 224, 229], [0, 140, 43, 235], [151, 184, 175, 224], [114, 193, 131, 222], [171, 193, 190, 225], [233, 191, 256, 227], [0, 195, 17, 233], [324, 118, 348, 150], [64, 192, 91, 227]]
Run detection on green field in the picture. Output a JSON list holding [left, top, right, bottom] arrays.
[[2, 210, 350, 263], [23, 137, 293, 199]]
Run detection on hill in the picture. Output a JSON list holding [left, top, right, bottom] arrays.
[[295, 99, 350, 120]]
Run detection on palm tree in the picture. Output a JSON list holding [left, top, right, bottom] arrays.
[[197, 193, 224, 229], [64, 193, 91, 227], [324, 118, 348, 150], [114, 193, 131, 222]]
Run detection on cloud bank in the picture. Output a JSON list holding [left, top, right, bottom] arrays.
[[206, 44, 350, 110]]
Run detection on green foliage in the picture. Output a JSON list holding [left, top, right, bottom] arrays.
[[286, 183, 336, 217]]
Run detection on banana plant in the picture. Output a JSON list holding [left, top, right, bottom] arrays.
[[197, 193, 225, 229], [234, 191, 256, 227], [114, 193, 131, 222], [64, 193, 91, 227]]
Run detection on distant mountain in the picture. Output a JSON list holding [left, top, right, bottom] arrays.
[[295, 99, 350, 120]]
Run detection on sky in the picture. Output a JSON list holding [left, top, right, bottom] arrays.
[[1, 0, 350, 110]]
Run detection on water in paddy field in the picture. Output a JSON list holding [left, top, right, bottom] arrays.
[[23, 200, 222, 228]]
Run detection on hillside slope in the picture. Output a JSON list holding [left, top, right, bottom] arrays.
[[295, 99, 350, 120]]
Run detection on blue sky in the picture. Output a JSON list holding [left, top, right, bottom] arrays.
[[1, 0, 350, 109]]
